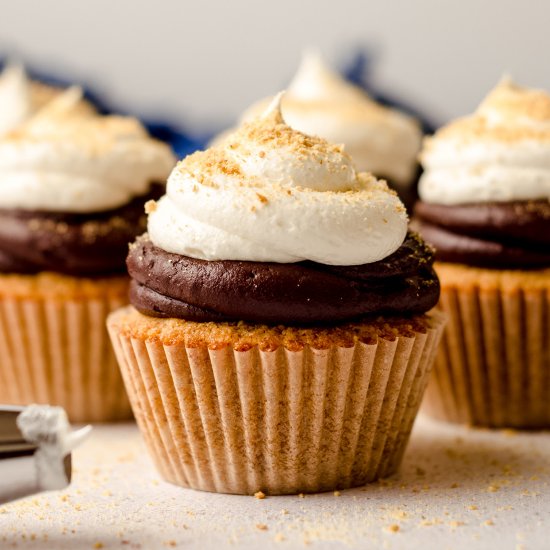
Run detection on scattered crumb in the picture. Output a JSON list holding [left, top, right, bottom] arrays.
[[385, 524, 400, 533], [487, 485, 500, 493], [280, 509, 289, 515], [93, 544, 104, 549], [274, 533, 285, 542], [254, 491, 266, 500], [483, 520, 495, 526], [468, 505, 478, 511], [449, 521, 465, 528], [164, 541, 177, 548], [333, 491, 341, 497], [298, 493, 305, 499], [450, 483, 460, 488], [256, 524, 268, 531], [145, 199, 157, 214], [418, 518, 443, 527]]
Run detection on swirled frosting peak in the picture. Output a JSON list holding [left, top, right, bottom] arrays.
[[0, 87, 176, 213], [0, 65, 32, 137], [231, 52, 422, 187], [147, 93, 408, 266], [0, 64, 94, 137], [419, 77, 550, 205]]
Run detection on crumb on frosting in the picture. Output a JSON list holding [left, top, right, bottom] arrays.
[[145, 200, 157, 214], [425, 78, 550, 147]]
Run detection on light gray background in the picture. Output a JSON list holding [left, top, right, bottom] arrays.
[[1, 0, 548, 132]]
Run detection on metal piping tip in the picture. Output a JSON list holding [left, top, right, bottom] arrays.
[[0, 406, 36, 457], [0, 404, 91, 503]]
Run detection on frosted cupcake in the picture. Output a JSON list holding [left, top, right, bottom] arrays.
[[414, 78, 550, 428], [0, 87, 176, 422], [217, 52, 422, 209], [0, 64, 93, 136], [108, 94, 445, 495]]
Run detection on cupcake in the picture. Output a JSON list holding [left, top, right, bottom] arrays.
[[107, 94, 445, 495], [0, 87, 176, 422], [414, 78, 550, 428], [215, 52, 422, 209], [0, 64, 93, 136]]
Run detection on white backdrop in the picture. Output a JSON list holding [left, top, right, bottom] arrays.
[[1, 0, 548, 133]]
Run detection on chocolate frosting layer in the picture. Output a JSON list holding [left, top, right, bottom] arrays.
[[0, 184, 164, 275], [414, 199, 550, 268], [127, 233, 440, 324]]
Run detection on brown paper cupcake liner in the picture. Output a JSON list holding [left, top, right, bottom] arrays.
[[0, 272, 132, 423], [423, 263, 550, 428], [108, 307, 445, 495]]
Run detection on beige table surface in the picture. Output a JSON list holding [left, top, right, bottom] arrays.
[[0, 415, 548, 550]]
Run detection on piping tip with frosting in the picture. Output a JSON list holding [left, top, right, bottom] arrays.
[[0, 404, 92, 503], [16, 404, 91, 452], [64, 425, 93, 454], [16, 404, 92, 491]]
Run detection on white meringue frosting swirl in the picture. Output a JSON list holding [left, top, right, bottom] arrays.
[[233, 52, 422, 188], [0, 87, 176, 212], [0, 65, 33, 137], [0, 64, 93, 137], [419, 77, 550, 205], [148, 93, 408, 266]]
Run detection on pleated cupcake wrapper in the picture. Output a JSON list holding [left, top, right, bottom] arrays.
[[0, 295, 132, 423], [108, 312, 445, 495], [423, 285, 550, 428]]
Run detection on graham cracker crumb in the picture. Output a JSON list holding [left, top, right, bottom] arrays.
[[385, 524, 400, 533], [449, 521, 465, 528], [145, 200, 157, 214], [255, 523, 268, 531], [254, 491, 266, 500]]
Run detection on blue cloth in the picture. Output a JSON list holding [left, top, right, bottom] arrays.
[[343, 51, 437, 134], [0, 50, 435, 159], [0, 59, 208, 159]]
